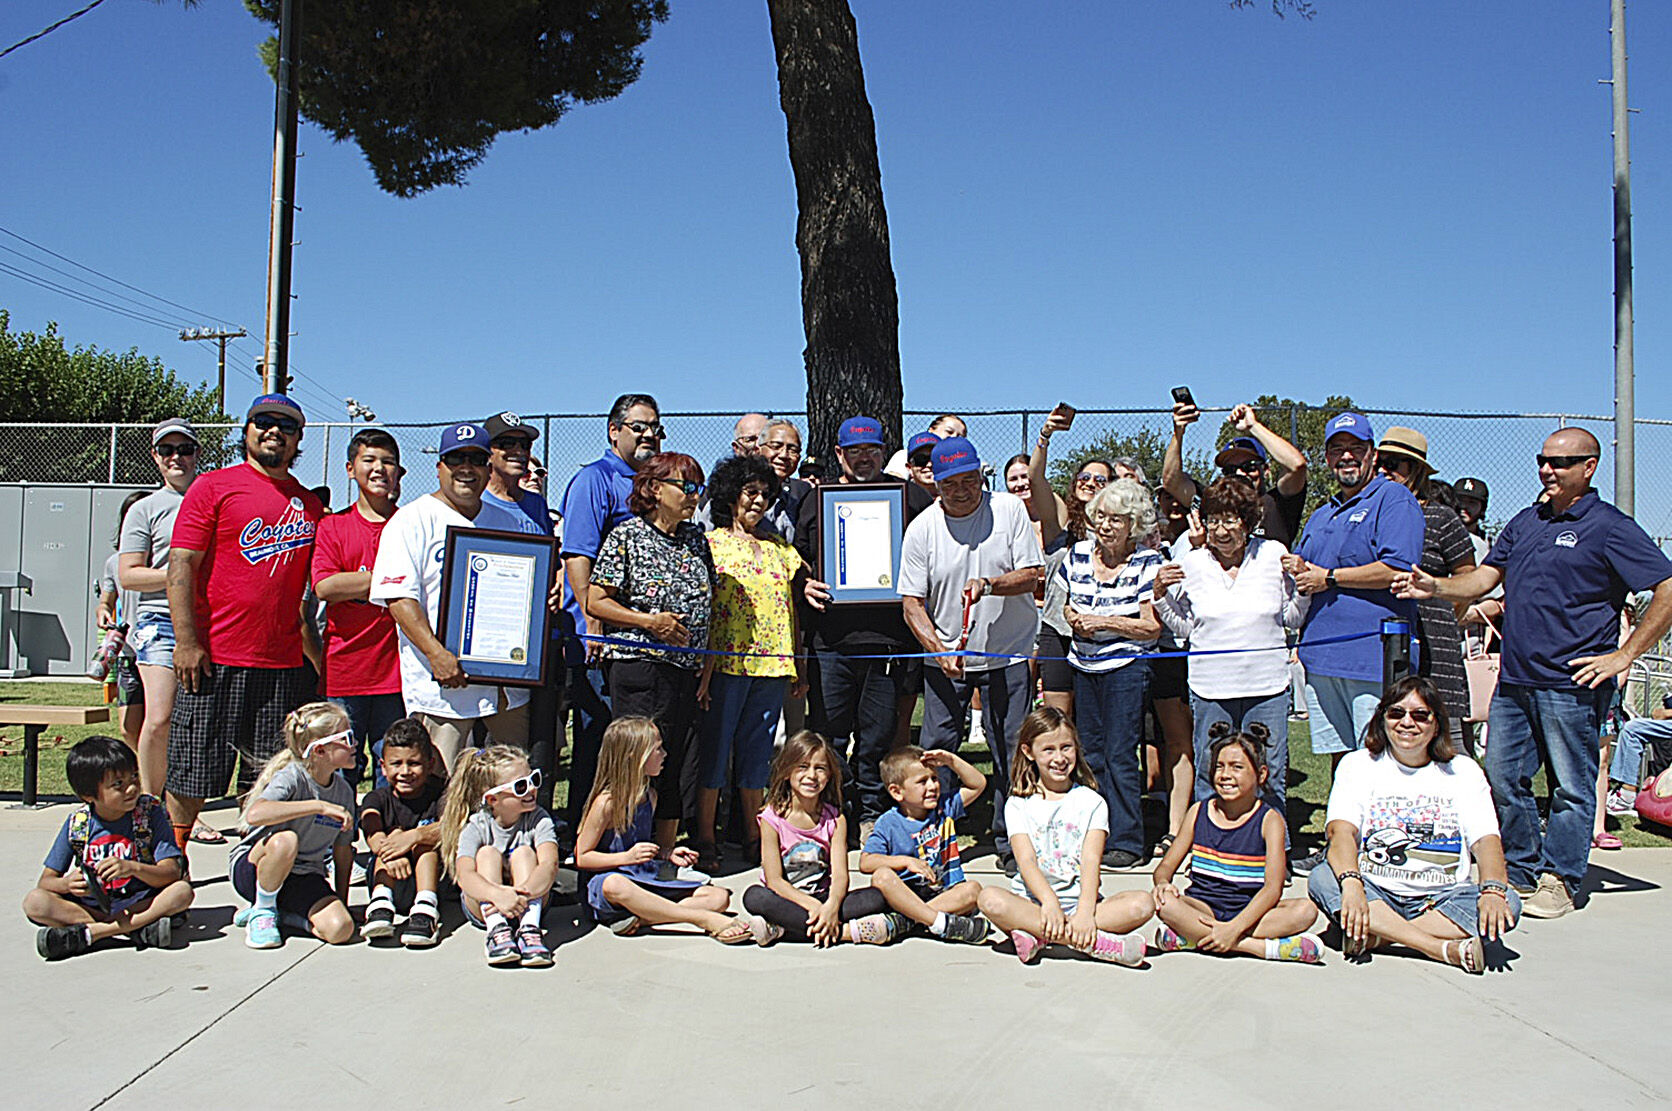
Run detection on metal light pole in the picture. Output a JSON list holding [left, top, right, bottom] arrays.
[[262, 0, 302, 396], [1610, 0, 1635, 513]]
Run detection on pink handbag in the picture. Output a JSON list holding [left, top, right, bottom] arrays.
[[1634, 767, 1672, 828], [1463, 618, 1500, 724]]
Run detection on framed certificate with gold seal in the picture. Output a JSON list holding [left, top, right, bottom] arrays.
[[816, 483, 905, 605]]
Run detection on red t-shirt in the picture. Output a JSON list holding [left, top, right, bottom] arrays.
[[310, 506, 401, 696], [170, 463, 323, 668]]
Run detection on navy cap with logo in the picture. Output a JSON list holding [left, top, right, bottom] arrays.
[[1214, 436, 1268, 468], [246, 393, 305, 428], [837, 416, 886, 448], [930, 436, 981, 482], [483, 411, 539, 442], [439, 423, 489, 455], [1454, 477, 1489, 504], [1323, 411, 1374, 444]]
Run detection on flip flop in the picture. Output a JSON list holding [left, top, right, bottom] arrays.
[[190, 822, 226, 845], [1443, 935, 1485, 975], [707, 919, 754, 945], [1592, 831, 1623, 851]]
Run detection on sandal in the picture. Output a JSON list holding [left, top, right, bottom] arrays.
[[1152, 833, 1175, 861], [692, 841, 721, 873], [1443, 935, 1485, 975], [707, 919, 754, 946], [1592, 831, 1623, 851], [190, 821, 227, 845]]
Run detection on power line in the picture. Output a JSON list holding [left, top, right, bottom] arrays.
[[0, 242, 195, 326], [0, 0, 107, 62], [0, 260, 181, 330], [0, 224, 240, 327]]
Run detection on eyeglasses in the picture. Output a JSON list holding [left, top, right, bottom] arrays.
[[491, 436, 533, 451], [1324, 444, 1367, 461], [732, 434, 759, 448], [1075, 472, 1110, 487], [760, 440, 801, 457], [441, 450, 490, 468], [1203, 515, 1244, 532], [155, 442, 199, 458], [1383, 706, 1434, 724], [1536, 454, 1597, 470], [658, 478, 705, 496], [1222, 460, 1263, 476], [251, 414, 301, 435], [483, 768, 542, 803], [619, 419, 667, 439]]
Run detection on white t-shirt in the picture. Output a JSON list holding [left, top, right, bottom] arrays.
[[1155, 537, 1308, 699], [1325, 749, 1500, 898], [1004, 785, 1108, 903], [369, 494, 532, 720], [897, 490, 1044, 673]]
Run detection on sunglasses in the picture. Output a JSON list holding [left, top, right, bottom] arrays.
[[483, 768, 542, 803], [251, 414, 301, 435], [301, 729, 353, 759], [441, 450, 490, 468], [530, 466, 548, 478], [155, 442, 199, 458], [658, 478, 705, 496], [492, 436, 533, 451], [1536, 454, 1597, 470], [1222, 460, 1263, 476], [1379, 457, 1415, 475], [620, 419, 667, 439], [909, 452, 934, 468], [1384, 706, 1434, 724], [1075, 472, 1110, 487]]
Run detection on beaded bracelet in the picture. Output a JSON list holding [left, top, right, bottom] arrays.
[[1336, 870, 1363, 885]]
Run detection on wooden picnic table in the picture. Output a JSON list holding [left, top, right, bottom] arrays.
[[0, 705, 111, 806]]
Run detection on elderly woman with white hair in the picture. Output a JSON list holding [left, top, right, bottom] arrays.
[[1057, 477, 1165, 869]]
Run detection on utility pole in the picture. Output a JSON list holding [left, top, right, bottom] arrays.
[[179, 327, 247, 414], [1609, 0, 1635, 513], [262, 0, 302, 396]]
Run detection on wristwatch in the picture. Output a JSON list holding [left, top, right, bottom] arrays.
[[1325, 568, 1337, 588]]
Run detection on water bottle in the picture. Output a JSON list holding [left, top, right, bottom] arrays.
[[87, 623, 128, 681]]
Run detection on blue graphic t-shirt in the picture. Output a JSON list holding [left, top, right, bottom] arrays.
[[864, 793, 967, 893], [43, 798, 181, 907]]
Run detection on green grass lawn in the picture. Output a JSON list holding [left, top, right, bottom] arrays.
[[4, 682, 1668, 849]]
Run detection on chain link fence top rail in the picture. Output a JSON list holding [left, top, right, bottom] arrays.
[[3, 406, 1669, 545]]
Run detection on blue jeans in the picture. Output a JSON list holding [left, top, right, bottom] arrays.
[[1485, 683, 1610, 890], [1073, 661, 1151, 857], [1612, 717, 1672, 785], [699, 673, 789, 790], [1308, 864, 1520, 937], [1304, 673, 1381, 755], [809, 650, 903, 823], [1190, 690, 1290, 832], [333, 692, 406, 787], [921, 661, 1032, 855]]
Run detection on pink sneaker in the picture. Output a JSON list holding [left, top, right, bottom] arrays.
[[1010, 929, 1044, 965], [1089, 929, 1146, 967]]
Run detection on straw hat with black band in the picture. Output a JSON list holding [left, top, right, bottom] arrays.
[[1376, 426, 1433, 480]]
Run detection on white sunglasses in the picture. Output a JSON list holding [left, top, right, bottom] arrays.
[[301, 729, 353, 759], [483, 768, 542, 804]]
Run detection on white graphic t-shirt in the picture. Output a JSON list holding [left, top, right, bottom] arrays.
[[1004, 785, 1108, 902]]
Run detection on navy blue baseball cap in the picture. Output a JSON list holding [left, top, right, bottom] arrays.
[[1323, 412, 1374, 444], [907, 430, 941, 459], [1215, 436, 1267, 468], [246, 393, 305, 427], [837, 416, 886, 448], [930, 436, 981, 482], [439, 422, 489, 455]]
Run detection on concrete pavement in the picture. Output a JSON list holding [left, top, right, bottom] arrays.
[[4, 800, 1666, 1110]]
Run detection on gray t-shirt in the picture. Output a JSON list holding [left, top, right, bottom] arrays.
[[118, 486, 184, 616], [230, 761, 356, 876], [456, 808, 557, 863]]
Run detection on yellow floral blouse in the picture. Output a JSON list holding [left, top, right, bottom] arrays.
[[705, 529, 805, 677]]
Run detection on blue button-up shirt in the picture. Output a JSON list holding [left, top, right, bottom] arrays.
[[1294, 473, 1425, 682]]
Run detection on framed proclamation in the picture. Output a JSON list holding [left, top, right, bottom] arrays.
[[436, 526, 557, 687], [816, 483, 906, 605]]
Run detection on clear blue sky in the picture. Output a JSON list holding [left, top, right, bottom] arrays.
[[3, 2, 1669, 440]]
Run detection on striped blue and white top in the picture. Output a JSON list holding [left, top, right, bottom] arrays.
[[1054, 541, 1163, 673]]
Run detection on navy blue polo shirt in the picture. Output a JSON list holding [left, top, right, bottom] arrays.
[[557, 452, 637, 661], [1294, 473, 1425, 682], [1485, 491, 1672, 690]]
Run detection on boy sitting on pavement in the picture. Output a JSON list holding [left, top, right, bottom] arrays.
[[860, 746, 990, 943], [24, 735, 193, 960]]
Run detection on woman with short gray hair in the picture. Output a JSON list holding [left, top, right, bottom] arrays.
[[1056, 477, 1164, 869]]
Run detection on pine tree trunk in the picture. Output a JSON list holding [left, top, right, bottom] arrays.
[[766, 0, 903, 465]]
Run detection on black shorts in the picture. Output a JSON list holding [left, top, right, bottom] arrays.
[[1149, 652, 1188, 702], [113, 655, 145, 707], [1036, 627, 1075, 693], [231, 851, 337, 917], [166, 663, 314, 800]]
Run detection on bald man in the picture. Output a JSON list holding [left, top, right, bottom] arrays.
[[1397, 427, 1672, 918], [731, 413, 770, 457]]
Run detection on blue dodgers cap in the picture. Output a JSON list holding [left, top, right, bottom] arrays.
[[907, 430, 941, 458], [439, 422, 489, 454], [837, 416, 886, 448], [1215, 436, 1267, 467], [246, 393, 305, 427], [1324, 411, 1374, 444], [929, 436, 981, 482]]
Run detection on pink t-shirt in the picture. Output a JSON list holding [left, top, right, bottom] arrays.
[[170, 462, 322, 668], [758, 803, 840, 897]]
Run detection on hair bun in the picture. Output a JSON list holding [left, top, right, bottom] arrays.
[[1206, 721, 1233, 740], [1244, 722, 1270, 743]]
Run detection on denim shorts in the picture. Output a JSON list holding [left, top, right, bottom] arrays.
[[1308, 866, 1520, 938], [129, 611, 176, 669]]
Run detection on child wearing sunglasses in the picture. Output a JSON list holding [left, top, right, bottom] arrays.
[[438, 746, 559, 967], [229, 703, 359, 949], [358, 718, 448, 947], [576, 717, 764, 945]]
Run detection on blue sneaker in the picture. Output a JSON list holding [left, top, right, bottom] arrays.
[[244, 908, 282, 949], [517, 923, 553, 967], [485, 922, 520, 966]]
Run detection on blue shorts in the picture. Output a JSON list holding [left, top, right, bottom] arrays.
[[1304, 674, 1381, 755], [129, 611, 176, 669], [1308, 866, 1520, 938]]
